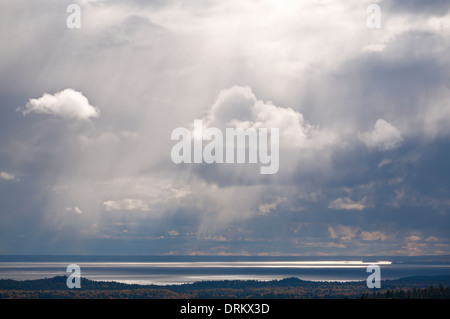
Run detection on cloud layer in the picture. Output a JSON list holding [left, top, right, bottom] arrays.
[[0, 0, 449, 256]]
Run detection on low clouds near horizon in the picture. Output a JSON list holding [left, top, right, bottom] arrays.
[[0, 0, 450, 256]]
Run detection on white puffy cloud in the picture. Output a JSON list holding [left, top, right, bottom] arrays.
[[329, 226, 389, 242], [328, 197, 367, 211], [103, 199, 150, 212], [358, 119, 403, 151], [426, 236, 439, 242], [328, 225, 358, 241], [0, 171, 16, 181], [406, 235, 422, 242], [18, 89, 100, 120], [100, 179, 191, 211], [203, 86, 338, 150], [360, 231, 387, 241], [168, 230, 179, 237], [258, 196, 286, 215]]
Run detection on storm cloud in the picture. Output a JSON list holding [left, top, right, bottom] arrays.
[[0, 0, 449, 256]]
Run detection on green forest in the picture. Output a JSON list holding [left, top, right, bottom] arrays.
[[1, 275, 450, 299]]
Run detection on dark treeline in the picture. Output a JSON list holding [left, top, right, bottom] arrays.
[[1, 276, 450, 299], [361, 285, 450, 299]]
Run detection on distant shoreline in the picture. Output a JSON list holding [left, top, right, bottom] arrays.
[[2, 274, 450, 299], [2, 255, 450, 285]]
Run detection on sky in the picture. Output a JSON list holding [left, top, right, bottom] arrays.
[[1, 0, 450, 256]]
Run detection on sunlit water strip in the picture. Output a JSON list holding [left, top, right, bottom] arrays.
[[2, 260, 450, 285]]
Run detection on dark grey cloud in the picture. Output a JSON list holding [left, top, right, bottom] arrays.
[[384, 0, 450, 16]]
